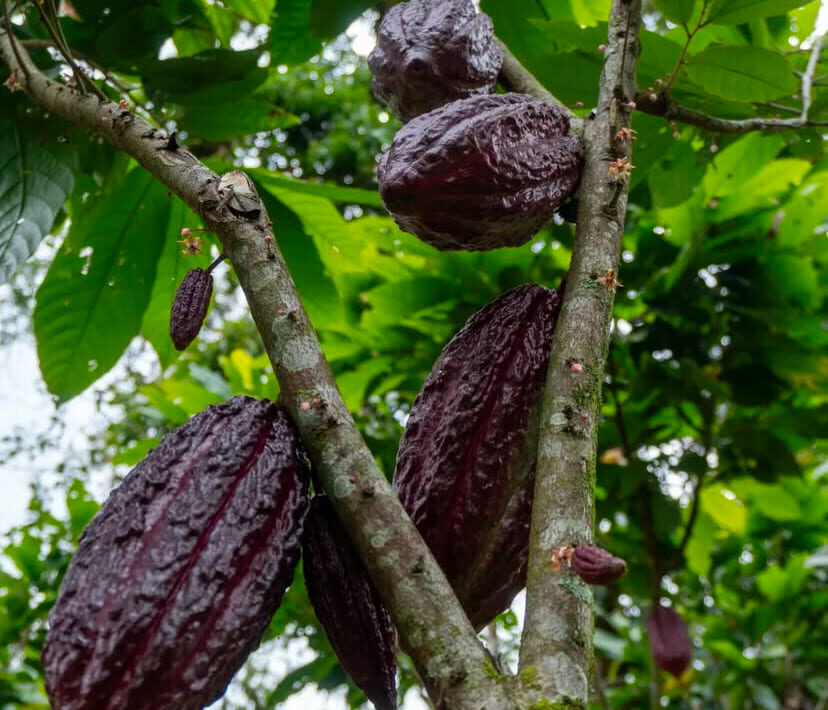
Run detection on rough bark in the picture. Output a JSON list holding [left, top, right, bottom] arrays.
[[0, 27, 514, 710]]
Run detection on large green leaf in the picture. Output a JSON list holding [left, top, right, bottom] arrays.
[[707, 0, 815, 25], [0, 116, 74, 283], [34, 169, 170, 401], [652, 0, 696, 24], [271, 0, 320, 65], [179, 101, 299, 141], [251, 170, 383, 207], [224, 0, 276, 24], [309, 0, 372, 38], [685, 46, 797, 101]]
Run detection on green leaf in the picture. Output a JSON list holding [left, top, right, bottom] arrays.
[[762, 254, 821, 310], [649, 142, 704, 208], [179, 101, 299, 141], [568, 0, 611, 26], [34, 169, 170, 401], [756, 555, 810, 602], [111, 437, 161, 466], [707, 0, 815, 25], [0, 115, 75, 283], [703, 133, 784, 199], [142, 200, 214, 370], [224, 0, 276, 24], [652, 0, 696, 24], [701, 485, 747, 534], [271, 0, 320, 65], [685, 46, 797, 101], [309, 0, 371, 38], [777, 173, 828, 246], [250, 169, 383, 207], [65, 479, 100, 543]]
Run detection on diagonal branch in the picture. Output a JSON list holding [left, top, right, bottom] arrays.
[[0, 25, 516, 710], [518, 0, 643, 707]]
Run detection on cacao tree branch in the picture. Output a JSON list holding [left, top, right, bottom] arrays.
[[497, 40, 583, 132], [519, 1, 643, 707], [636, 33, 827, 134], [0, 26, 517, 710], [633, 91, 828, 132]]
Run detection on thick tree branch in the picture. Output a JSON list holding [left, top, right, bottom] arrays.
[[0, 26, 516, 710], [518, 1, 642, 707]]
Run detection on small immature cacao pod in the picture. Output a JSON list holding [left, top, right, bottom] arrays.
[[43, 396, 310, 710], [368, 0, 502, 122], [378, 94, 583, 251], [394, 284, 563, 629], [571, 545, 628, 585], [647, 606, 692, 678], [170, 267, 213, 350], [303, 496, 397, 710]]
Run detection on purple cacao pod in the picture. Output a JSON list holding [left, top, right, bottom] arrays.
[[393, 283, 562, 629], [368, 0, 502, 122], [378, 93, 583, 252], [571, 545, 627, 585], [43, 396, 310, 710], [170, 267, 213, 350], [647, 606, 692, 678], [303, 496, 397, 710]]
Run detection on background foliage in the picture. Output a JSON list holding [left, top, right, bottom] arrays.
[[0, 0, 826, 708]]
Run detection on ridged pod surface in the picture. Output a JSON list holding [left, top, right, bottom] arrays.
[[378, 93, 583, 251], [368, 0, 502, 122], [43, 396, 310, 710], [393, 284, 562, 629], [170, 268, 213, 350], [571, 545, 628, 586], [647, 606, 692, 678], [303, 496, 397, 710]]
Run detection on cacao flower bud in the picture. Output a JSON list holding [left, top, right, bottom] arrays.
[[571, 545, 627, 585], [303, 496, 397, 710], [394, 283, 562, 629], [43, 396, 310, 710], [647, 606, 692, 678], [378, 94, 583, 251], [368, 0, 502, 122], [170, 267, 213, 350]]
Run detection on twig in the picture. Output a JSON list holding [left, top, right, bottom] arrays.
[[497, 39, 580, 131], [633, 91, 828, 132], [800, 33, 825, 121]]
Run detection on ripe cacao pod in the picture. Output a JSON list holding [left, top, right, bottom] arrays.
[[43, 396, 310, 710], [170, 267, 213, 350], [571, 545, 627, 585], [647, 606, 692, 678], [368, 0, 502, 122], [378, 93, 583, 252], [393, 283, 562, 629], [303, 496, 397, 710]]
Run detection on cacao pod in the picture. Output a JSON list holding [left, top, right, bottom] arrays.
[[303, 496, 397, 710], [378, 93, 583, 252], [368, 0, 502, 122], [393, 283, 562, 629], [43, 396, 310, 710], [571, 545, 627, 585], [647, 606, 692, 678], [170, 267, 213, 350]]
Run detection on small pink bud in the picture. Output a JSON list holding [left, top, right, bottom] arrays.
[[300, 402, 311, 411], [626, 100, 636, 109], [180, 227, 192, 237], [570, 362, 583, 373], [598, 44, 606, 52]]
